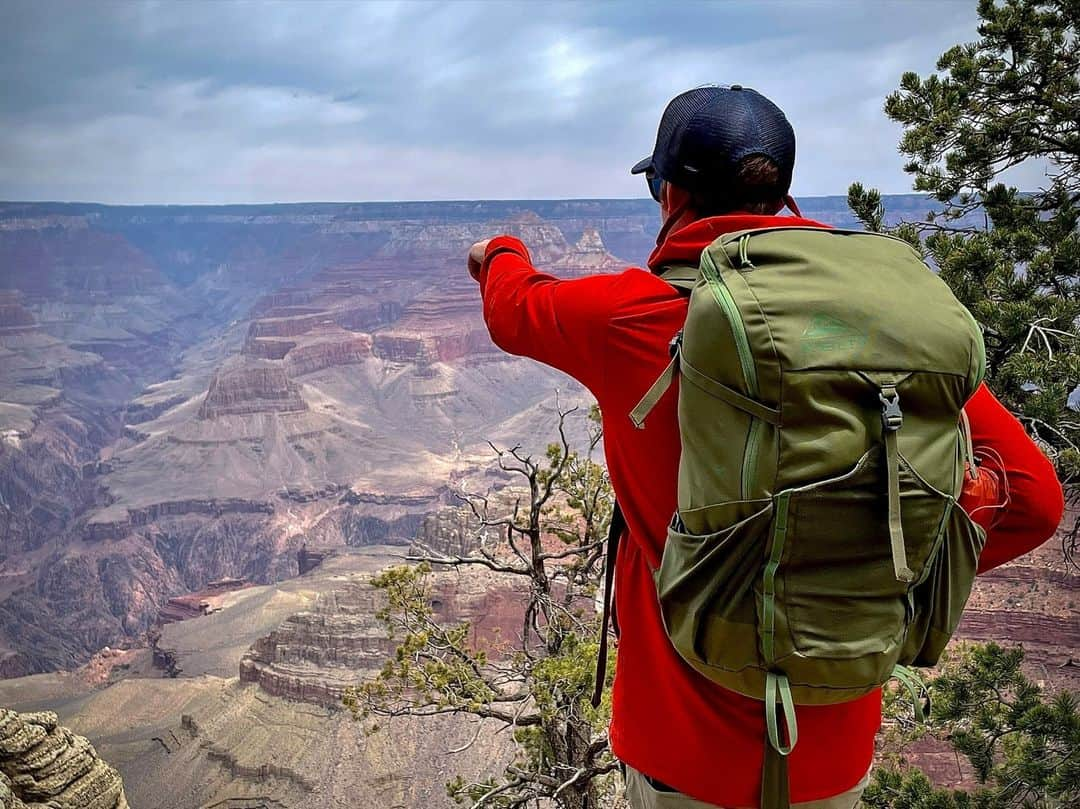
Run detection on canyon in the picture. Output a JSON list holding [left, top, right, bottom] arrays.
[[0, 200, 649, 677], [0, 196, 1074, 807], [0, 547, 521, 808]]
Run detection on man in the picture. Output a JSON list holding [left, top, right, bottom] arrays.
[[466, 86, 1065, 809]]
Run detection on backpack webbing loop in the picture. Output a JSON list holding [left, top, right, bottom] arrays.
[[737, 233, 756, 269], [891, 664, 930, 723], [762, 493, 791, 663], [959, 409, 978, 481], [762, 672, 797, 809], [765, 671, 798, 755]]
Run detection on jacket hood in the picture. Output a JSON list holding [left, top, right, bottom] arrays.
[[647, 214, 829, 271]]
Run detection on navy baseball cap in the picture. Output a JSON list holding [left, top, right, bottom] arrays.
[[631, 85, 796, 193]]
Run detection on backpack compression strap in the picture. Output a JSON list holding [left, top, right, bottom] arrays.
[[591, 501, 626, 708], [880, 384, 916, 583], [630, 337, 781, 429]]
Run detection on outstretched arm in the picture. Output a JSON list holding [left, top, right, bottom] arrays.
[[959, 383, 1066, 574], [472, 235, 624, 393]]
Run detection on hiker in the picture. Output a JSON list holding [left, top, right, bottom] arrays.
[[466, 85, 1065, 809]]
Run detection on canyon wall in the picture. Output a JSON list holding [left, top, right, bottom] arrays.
[[0, 200, 625, 675]]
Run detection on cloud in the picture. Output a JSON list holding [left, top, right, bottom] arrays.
[[0, 0, 985, 203]]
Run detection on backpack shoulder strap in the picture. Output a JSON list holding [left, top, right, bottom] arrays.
[[591, 500, 626, 708], [659, 264, 698, 294]]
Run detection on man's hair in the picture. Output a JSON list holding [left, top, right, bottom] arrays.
[[689, 155, 787, 216]]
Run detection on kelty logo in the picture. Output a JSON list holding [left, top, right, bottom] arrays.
[[799, 313, 869, 354]]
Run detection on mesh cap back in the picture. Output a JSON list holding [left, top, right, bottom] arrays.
[[631, 85, 796, 194]]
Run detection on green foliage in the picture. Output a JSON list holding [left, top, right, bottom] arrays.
[[853, 6, 1079, 804], [848, 0, 1080, 487], [866, 643, 1079, 809], [345, 403, 619, 809]]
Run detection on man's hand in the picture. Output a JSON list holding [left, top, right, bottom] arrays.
[[467, 239, 492, 282]]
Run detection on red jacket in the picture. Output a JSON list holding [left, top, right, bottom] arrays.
[[476, 214, 1064, 806]]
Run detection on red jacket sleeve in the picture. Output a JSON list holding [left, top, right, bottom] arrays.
[[958, 383, 1065, 573], [477, 235, 621, 393]]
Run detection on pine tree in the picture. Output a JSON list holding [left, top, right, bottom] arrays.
[[848, 0, 1079, 490], [866, 644, 1079, 809], [850, 4, 1079, 805]]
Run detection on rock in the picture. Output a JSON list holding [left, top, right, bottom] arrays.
[[372, 283, 494, 365], [282, 331, 372, 377], [239, 578, 394, 707], [249, 288, 316, 317], [550, 228, 626, 275], [239, 569, 529, 709], [0, 291, 38, 334], [198, 359, 308, 419], [297, 544, 333, 575], [0, 708, 128, 809], [157, 577, 250, 625]]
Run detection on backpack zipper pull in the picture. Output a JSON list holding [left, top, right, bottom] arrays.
[[737, 233, 756, 269]]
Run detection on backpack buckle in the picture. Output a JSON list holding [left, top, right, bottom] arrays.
[[879, 389, 903, 431], [669, 330, 683, 358]]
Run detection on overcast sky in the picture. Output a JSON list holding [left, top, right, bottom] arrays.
[[0, 0, 1010, 204]]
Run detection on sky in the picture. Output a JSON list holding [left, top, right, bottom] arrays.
[[0, 0, 1028, 204]]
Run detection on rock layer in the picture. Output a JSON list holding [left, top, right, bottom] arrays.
[[0, 708, 128, 809], [239, 568, 529, 709], [198, 360, 308, 419]]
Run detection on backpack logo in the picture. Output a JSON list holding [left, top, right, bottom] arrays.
[[800, 313, 869, 355]]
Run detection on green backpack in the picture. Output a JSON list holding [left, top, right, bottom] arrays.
[[625, 227, 987, 808]]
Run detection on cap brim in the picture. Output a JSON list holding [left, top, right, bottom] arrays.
[[630, 156, 652, 175]]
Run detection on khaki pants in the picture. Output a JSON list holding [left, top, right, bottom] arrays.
[[622, 764, 870, 809]]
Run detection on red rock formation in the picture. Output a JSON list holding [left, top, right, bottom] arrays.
[[77, 646, 139, 687], [372, 284, 495, 364], [239, 570, 529, 708], [549, 228, 626, 276], [241, 337, 296, 360], [247, 313, 335, 339], [198, 360, 307, 419], [157, 578, 250, 625], [283, 331, 372, 376], [0, 225, 169, 295], [250, 289, 316, 316]]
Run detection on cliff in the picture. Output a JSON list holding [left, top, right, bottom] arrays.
[[238, 579, 393, 707], [239, 569, 529, 708], [549, 228, 626, 275], [157, 577, 251, 624], [372, 284, 495, 365], [0, 708, 128, 809], [0, 292, 38, 334], [198, 359, 308, 419]]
